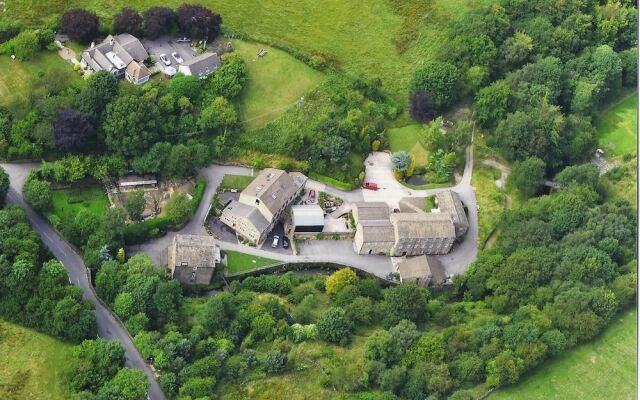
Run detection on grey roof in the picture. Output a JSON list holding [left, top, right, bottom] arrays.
[[390, 212, 455, 240], [358, 220, 395, 242], [353, 202, 390, 222], [396, 255, 431, 280], [436, 190, 468, 231], [181, 52, 221, 77], [292, 204, 324, 227], [243, 168, 299, 217], [398, 197, 426, 213], [82, 34, 148, 72], [126, 61, 150, 80], [171, 234, 218, 268], [223, 200, 270, 233], [289, 171, 308, 189]]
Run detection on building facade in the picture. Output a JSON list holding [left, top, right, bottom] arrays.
[[390, 213, 456, 256]]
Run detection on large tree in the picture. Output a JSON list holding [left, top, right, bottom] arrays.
[[125, 191, 146, 221], [143, 7, 177, 39], [176, 4, 223, 41], [409, 90, 436, 122], [114, 8, 143, 37], [69, 338, 126, 393], [0, 166, 9, 207], [410, 61, 460, 111], [508, 157, 546, 198], [103, 95, 160, 157], [61, 9, 99, 44], [53, 109, 94, 152], [76, 71, 119, 124], [97, 368, 149, 400]]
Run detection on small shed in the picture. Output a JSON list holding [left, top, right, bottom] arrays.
[[117, 175, 157, 191], [291, 204, 324, 232]]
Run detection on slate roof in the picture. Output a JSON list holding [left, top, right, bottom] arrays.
[[390, 212, 455, 239], [82, 34, 148, 72], [180, 52, 221, 78], [170, 234, 218, 268], [223, 200, 269, 233], [243, 168, 300, 218], [396, 255, 446, 285], [353, 202, 390, 222], [357, 220, 395, 242], [435, 190, 469, 233]]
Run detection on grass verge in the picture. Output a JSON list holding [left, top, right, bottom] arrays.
[[0, 319, 75, 400], [219, 174, 255, 191], [489, 308, 637, 400], [225, 250, 280, 274], [471, 164, 505, 245]]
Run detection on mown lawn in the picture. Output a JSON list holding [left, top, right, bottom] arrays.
[[51, 186, 109, 222], [4, 0, 495, 99], [219, 174, 254, 191], [0, 51, 82, 116], [232, 40, 325, 130], [489, 309, 637, 400], [596, 92, 637, 157], [472, 164, 505, 245], [388, 124, 429, 167], [225, 250, 279, 273], [0, 319, 75, 400]]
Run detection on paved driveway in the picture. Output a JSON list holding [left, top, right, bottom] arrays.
[[142, 36, 198, 72]]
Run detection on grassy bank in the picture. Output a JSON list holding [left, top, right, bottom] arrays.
[[225, 250, 280, 274], [472, 164, 505, 245], [489, 308, 637, 400], [0, 320, 75, 400], [232, 40, 325, 130], [596, 92, 638, 157], [219, 174, 255, 191], [387, 124, 429, 167]]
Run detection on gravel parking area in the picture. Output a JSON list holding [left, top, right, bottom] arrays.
[[142, 36, 198, 72]]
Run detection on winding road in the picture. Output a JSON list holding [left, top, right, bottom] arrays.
[[1, 163, 166, 400]]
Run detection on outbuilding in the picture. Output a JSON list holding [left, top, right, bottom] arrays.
[[291, 204, 325, 232]]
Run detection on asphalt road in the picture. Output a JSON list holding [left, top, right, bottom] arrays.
[[1, 163, 166, 400]]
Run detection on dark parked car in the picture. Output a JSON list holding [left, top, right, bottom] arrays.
[[283, 238, 290, 249]]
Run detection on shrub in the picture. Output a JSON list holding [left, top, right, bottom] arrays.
[[317, 307, 353, 344], [263, 350, 287, 374]]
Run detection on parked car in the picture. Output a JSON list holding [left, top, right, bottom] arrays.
[[308, 189, 316, 203], [362, 182, 378, 190], [159, 54, 171, 66], [272, 235, 280, 248], [283, 238, 290, 249], [229, 189, 238, 193], [176, 37, 191, 43], [327, 206, 337, 213], [171, 52, 184, 63], [393, 208, 400, 213]]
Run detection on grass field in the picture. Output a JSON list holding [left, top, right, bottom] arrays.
[[0, 51, 82, 116], [225, 250, 279, 274], [4, 0, 494, 99], [219, 174, 255, 191], [472, 164, 506, 245], [490, 309, 637, 400], [232, 40, 325, 130], [596, 92, 638, 157], [51, 186, 109, 222], [0, 320, 75, 400], [388, 124, 430, 167]]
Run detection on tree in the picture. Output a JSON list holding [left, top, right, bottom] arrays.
[[176, 4, 223, 41], [619, 48, 637, 87], [0, 166, 9, 207], [114, 292, 135, 320], [391, 151, 411, 173], [153, 280, 182, 325], [61, 9, 99, 43], [143, 7, 176, 39], [103, 206, 127, 243], [96, 261, 126, 304], [204, 55, 248, 99], [53, 109, 94, 152], [500, 32, 534, 69], [125, 191, 146, 221], [23, 178, 52, 212], [97, 368, 149, 400], [325, 268, 357, 295], [317, 307, 353, 344], [52, 296, 97, 342], [103, 95, 160, 157], [410, 61, 459, 110], [70, 338, 126, 393], [474, 81, 511, 128], [131, 142, 171, 176], [508, 157, 546, 198], [8, 30, 39, 60], [114, 8, 143, 37], [263, 350, 287, 374], [381, 284, 429, 326], [76, 71, 119, 124], [164, 192, 193, 225], [409, 91, 436, 122], [197, 96, 238, 133], [486, 351, 524, 387]]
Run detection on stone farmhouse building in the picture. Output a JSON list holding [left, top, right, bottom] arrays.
[[168, 234, 220, 285], [81, 34, 150, 84], [394, 255, 446, 287], [352, 189, 468, 257], [220, 169, 306, 245]]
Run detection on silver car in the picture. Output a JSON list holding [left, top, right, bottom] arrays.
[[171, 52, 184, 63], [159, 54, 171, 66]]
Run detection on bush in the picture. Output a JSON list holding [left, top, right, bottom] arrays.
[[317, 307, 353, 344], [263, 350, 287, 374], [61, 9, 99, 43]]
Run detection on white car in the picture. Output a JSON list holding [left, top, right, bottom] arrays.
[[271, 235, 280, 248], [159, 54, 171, 66], [171, 52, 184, 63]]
